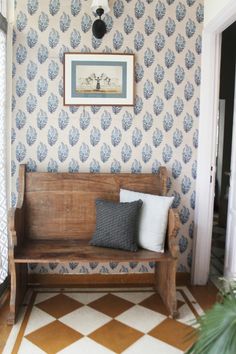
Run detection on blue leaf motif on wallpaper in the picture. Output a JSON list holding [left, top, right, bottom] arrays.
[[91, 106, 101, 114], [122, 111, 133, 131], [131, 160, 142, 173], [37, 110, 48, 130], [11, 192, 17, 208], [48, 159, 58, 172], [16, 142, 26, 162], [165, 49, 175, 68], [135, 63, 144, 83], [132, 128, 143, 147], [173, 129, 183, 148], [175, 65, 185, 85], [179, 206, 190, 224], [155, 1, 166, 20], [58, 110, 69, 130], [195, 66, 201, 86], [16, 110, 26, 130], [179, 235, 188, 253], [172, 160, 182, 179], [71, 0, 81, 16], [195, 35, 202, 55], [184, 82, 194, 101], [143, 112, 153, 131], [142, 144, 152, 163], [162, 144, 172, 163], [27, 0, 39, 15], [113, 0, 124, 18], [26, 126, 37, 146], [69, 106, 79, 114], [176, 2, 186, 21], [60, 12, 71, 32], [81, 45, 91, 53], [47, 126, 58, 146], [121, 143, 132, 163], [192, 160, 197, 179], [152, 160, 161, 174], [17, 11, 27, 32], [16, 44, 27, 64], [12, 63, 16, 78], [58, 79, 63, 97], [27, 28, 38, 48], [193, 129, 198, 148], [144, 48, 155, 68], [38, 45, 48, 64], [175, 34, 186, 53], [196, 4, 204, 23], [69, 126, 80, 146], [101, 111, 111, 130], [167, 177, 172, 192], [153, 96, 164, 116], [11, 128, 16, 144], [165, 17, 175, 36], [154, 64, 164, 84], [12, 96, 16, 112], [100, 143, 111, 163], [172, 191, 181, 208], [79, 143, 90, 162], [48, 93, 58, 113], [111, 127, 122, 147], [112, 106, 122, 115], [49, 0, 60, 16], [104, 14, 113, 32], [186, 0, 196, 6], [134, 95, 143, 115], [111, 159, 121, 173], [58, 143, 69, 162], [27, 61, 37, 81], [183, 113, 193, 132], [164, 80, 174, 100], [37, 76, 48, 97], [70, 29, 81, 48], [185, 50, 195, 69], [26, 94, 37, 113], [13, 29, 16, 45], [194, 98, 200, 117], [48, 29, 59, 48], [69, 159, 79, 172], [174, 97, 184, 116], [144, 80, 154, 99], [190, 191, 195, 210], [37, 142, 48, 162], [38, 12, 49, 32], [153, 128, 163, 147], [90, 159, 100, 173], [26, 158, 37, 172], [181, 176, 191, 194], [186, 19, 196, 38], [124, 15, 134, 35], [135, 0, 145, 19], [145, 16, 155, 36], [16, 77, 27, 97], [182, 145, 192, 164], [113, 31, 124, 50], [189, 221, 194, 239], [81, 14, 92, 33], [48, 60, 59, 80], [134, 31, 144, 51], [154, 33, 165, 52], [90, 127, 101, 146]]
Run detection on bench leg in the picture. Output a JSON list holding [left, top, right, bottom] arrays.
[[8, 263, 28, 325], [154, 260, 179, 319]]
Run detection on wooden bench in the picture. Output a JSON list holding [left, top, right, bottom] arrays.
[[8, 164, 180, 324]]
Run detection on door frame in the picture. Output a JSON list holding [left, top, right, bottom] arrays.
[[192, 0, 236, 285]]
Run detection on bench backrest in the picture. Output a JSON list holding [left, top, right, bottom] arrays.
[[18, 165, 167, 240]]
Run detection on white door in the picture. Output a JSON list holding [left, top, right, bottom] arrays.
[[224, 67, 236, 280]]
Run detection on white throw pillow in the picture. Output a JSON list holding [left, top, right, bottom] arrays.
[[120, 189, 174, 252]]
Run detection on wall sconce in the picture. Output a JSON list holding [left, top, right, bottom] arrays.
[[91, 0, 110, 39]]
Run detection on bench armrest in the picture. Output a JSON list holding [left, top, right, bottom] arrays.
[[8, 206, 25, 248], [167, 208, 180, 259]]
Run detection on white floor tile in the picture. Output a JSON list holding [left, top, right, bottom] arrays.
[[57, 337, 115, 354], [59, 306, 111, 335], [25, 307, 55, 335], [18, 338, 46, 354], [122, 335, 183, 354], [116, 305, 166, 333], [65, 292, 106, 305], [112, 291, 155, 304], [34, 292, 58, 305]]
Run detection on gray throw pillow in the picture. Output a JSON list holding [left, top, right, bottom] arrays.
[[90, 199, 143, 252]]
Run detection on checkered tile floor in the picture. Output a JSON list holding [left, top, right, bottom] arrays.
[[4, 287, 203, 354]]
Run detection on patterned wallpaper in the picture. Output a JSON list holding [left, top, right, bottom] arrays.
[[11, 0, 204, 274]]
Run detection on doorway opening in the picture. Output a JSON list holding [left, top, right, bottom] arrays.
[[210, 21, 236, 286]]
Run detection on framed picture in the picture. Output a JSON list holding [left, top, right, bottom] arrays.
[[63, 53, 134, 106]]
